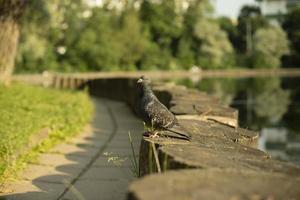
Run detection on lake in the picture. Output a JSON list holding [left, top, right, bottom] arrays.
[[176, 76, 300, 165]]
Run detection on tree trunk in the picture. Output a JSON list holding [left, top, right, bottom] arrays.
[[0, 18, 20, 85], [0, 0, 26, 85]]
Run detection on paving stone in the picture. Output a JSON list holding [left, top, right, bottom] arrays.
[[92, 156, 133, 168], [67, 135, 107, 148], [112, 136, 141, 143], [106, 143, 140, 150], [108, 140, 141, 149], [37, 153, 90, 168], [0, 180, 65, 200], [79, 167, 134, 180], [77, 127, 110, 138], [63, 179, 130, 200], [104, 147, 140, 157], [50, 143, 99, 157], [21, 164, 80, 183], [1, 97, 142, 200], [93, 122, 115, 130], [91, 130, 112, 137], [115, 120, 142, 125]]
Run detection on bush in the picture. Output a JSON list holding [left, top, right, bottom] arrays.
[[252, 26, 290, 68]]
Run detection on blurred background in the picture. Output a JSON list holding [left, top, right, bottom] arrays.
[[1, 0, 300, 163], [1, 0, 299, 73]]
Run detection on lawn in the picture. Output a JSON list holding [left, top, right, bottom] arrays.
[[0, 83, 93, 181]]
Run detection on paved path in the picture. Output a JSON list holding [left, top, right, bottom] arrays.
[[0, 98, 143, 200]]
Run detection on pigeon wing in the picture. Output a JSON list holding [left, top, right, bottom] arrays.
[[145, 98, 176, 129]]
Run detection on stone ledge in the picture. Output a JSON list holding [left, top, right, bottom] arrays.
[[13, 74, 300, 199], [127, 82, 300, 200], [78, 77, 299, 199], [152, 84, 239, 128], [128, 168, 300, 200], [139, 134, 300, 176]]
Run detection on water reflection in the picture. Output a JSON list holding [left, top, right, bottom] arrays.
[[177, 76, 300, 164]]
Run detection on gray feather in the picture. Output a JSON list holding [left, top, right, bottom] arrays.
[[137, 76, 191, 140]]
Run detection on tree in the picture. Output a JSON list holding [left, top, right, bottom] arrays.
[[118, 10, 146, 70], [183, 0, 213, 34], [236, 5, 268, 54], [253, 78, 290, 124], [139, 0, 182, 70], [199, 78, 237, 106], [16, 0, 89, 72], [282, 6, 300, 67], [252, 26, 289, 68], [218, 16, 239, 49], [177, 0, 212, 69], [194, 19, 234, 69], [140, 0, 182, 49], [0, 0, 27, 84], [176, 37, 195, 69], [67, 7, 122, 71], [179, 0, 235, 69], [16, 0, 56, 73], [140, 36, 175, 70]]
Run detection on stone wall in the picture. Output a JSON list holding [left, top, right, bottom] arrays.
[[125, 81, 300, 200], [14, 74, 300, 199], [83, 77, 300, 199]]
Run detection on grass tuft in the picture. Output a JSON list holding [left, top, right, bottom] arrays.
[[128, 131, 139, 177], [0, 83, 93, 182]]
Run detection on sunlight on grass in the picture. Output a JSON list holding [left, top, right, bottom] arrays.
[[0, 83, 93, 182]]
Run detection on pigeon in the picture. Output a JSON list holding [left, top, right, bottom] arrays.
[[136, 76, 191, 140]]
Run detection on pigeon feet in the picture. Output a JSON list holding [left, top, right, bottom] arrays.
[[149, 131, 160, 138], [143, 131, 161, 138], [143, 131, 159, 138]]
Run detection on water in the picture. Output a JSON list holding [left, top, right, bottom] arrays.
[[176, 76, 300, 164]]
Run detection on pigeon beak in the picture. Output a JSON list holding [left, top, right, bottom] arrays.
[[137, 78, 143, 84]]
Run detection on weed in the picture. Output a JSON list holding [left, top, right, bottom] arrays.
[[103, 152, 128, 167], [102, 132, 140, 177], [128, 131, 139, 177]]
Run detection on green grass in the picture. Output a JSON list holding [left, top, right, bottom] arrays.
[[0, 83, 93, 182]]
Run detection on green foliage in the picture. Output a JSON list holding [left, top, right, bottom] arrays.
[[178, 77, 292, 128], [16, 0, 235, 72], [140, 42, 173, 70], [140, 0, 182, 48], [0, 83, 92, 180], [252, 78, 290, 124], [16, 0, 294, 72], [67, 7, 122, 71], [282, 6, 300, 67], [16, 0, 88, 72], [176, 37, 195, 69], [218, 16, 239, 48], [198, 78, 237, 106], [252, 26, 290, 68], [118, 10, 146, 70], [177, 0, 234, 69], [177, 77, 237, 106], [139, 0, 183, 70], [194, 19, 234, 69], [255, 88, 290, 123], [236, 5, 269, 53]]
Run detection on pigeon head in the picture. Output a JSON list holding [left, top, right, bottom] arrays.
[[137, 76, 151, 86], [137, 76, 153, 97], [137, 75, 148, 82]]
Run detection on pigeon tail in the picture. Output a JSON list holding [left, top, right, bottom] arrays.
[[164, 124, 191, 140]]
